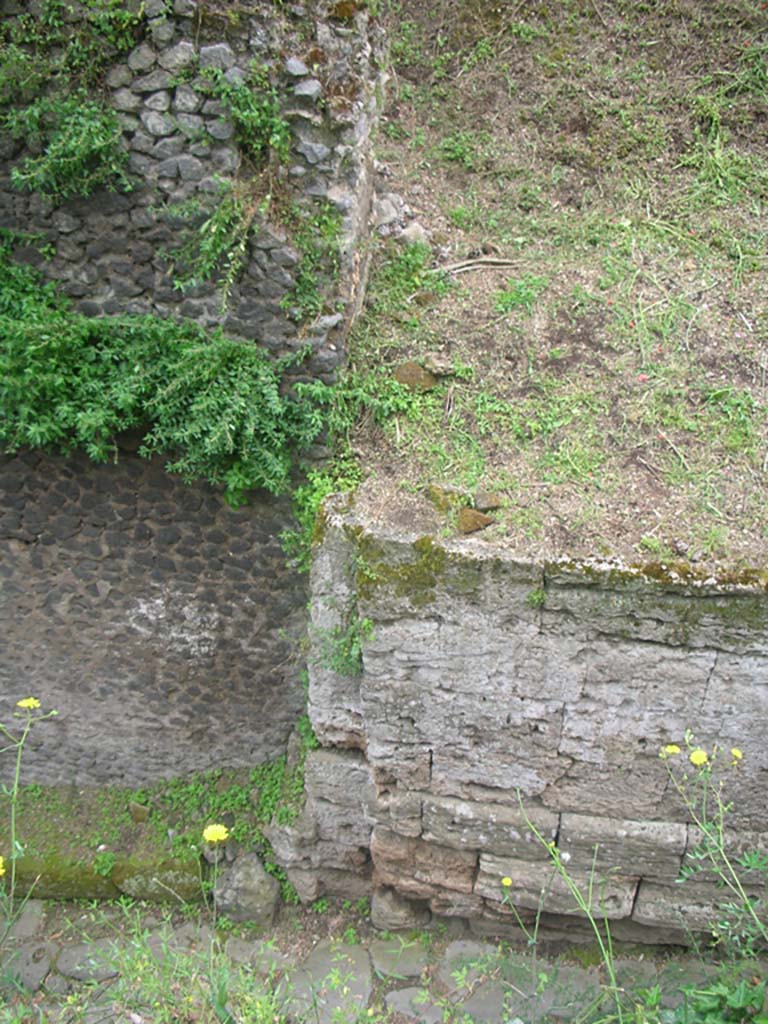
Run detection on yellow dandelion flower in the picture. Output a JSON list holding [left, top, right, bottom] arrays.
[[501, 876, 512, 888], [663, 744, 681, 756], [689, 749, 708, 767], [16, 697, 40, 710], [0, 856, 5, 878], [202, 823, 230, 844]]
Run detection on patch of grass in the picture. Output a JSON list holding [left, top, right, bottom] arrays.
[[339, 0, 768, 566], [495, 275, 549, 315]]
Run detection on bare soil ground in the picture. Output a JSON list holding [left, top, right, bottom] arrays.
[[347, 0, 768, 575]]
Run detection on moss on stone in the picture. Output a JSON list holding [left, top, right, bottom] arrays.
[[548, 557, 768, 592], [354, 532, 485, 607]]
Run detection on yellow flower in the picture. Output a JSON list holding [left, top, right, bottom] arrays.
[[730, 747, 743, 766], [689, 749, 708, 767], [0, 856, 5, 878], [202, 823, 230, 845], [662, 744, 681, 756], [501, 876, 512, 888], [16, 697, 40, 710]]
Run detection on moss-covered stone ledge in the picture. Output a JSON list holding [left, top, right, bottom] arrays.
[[292, 502, 768, 943]]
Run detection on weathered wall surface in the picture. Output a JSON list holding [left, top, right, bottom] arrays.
[[0, 1, 384, 784], [0, 0, 383, 380], [274, 503, 768, 942], [0, 448, 307, 785]]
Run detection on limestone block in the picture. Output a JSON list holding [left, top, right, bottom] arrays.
[[214, 853, 280, 926], [371, 886, 431, 931], [304, 748, 378, 847], [541, 752, 670, 821], [429, 890, 485, 919], [476, 854, 638, 920], [559, 814, 686, 882], [371, 827, 477, 898], [308, 520, 366, 747], [631, 879, 721, 934], [423, 797, 557, 856], [373, 788, 423, 838], [542, 569, 768, 654]]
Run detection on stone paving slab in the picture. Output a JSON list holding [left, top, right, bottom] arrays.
[[370, 935, 429, 979], [55, 937, 121, 982], [288, 941, 373, 1024], [385, 985, 446, 1024]]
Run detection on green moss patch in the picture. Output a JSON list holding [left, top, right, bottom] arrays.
[[1, 721, 318, 903]]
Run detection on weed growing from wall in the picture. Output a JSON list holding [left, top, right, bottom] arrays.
[[162, 179, 268, 306], [6, 92, 131, 200], [0, 238, 328, 506], [0, 0, 146, 201], [312, 617, 373, 677], [281, 202, 344, 321], [199, 64, 291, 166]]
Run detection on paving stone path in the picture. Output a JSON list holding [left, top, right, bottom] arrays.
[[0, 901, 751, 1023]]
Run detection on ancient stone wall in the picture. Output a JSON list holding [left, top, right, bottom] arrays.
[[272, 502, 768, 942], [0, 1, 383, 785], [0, 447, 308, 785], [0, 0, 383, 380]]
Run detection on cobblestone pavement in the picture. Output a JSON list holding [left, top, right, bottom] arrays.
[[0, 900, 756, 1023]]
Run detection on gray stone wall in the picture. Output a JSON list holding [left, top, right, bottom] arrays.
[[0, 448, 307, 785], [0, 0, 383, 380], [276, 504, 768, 942]]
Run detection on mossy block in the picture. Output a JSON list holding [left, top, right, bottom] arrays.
[[13, 855, 121, 900], [393, 360, 438, 392], [355, 533, 486, 607], [112, 857, 200, 902], [457, 507, 494, 534], [426, 483, 470, 513]]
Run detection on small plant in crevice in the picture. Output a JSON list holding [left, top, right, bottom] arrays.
[[198, 63, 291, 167], [281, 458, 362, 572], [526, 587, 546, 608], [312, 616, 373, 677], [281, 202, 344, 322]]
